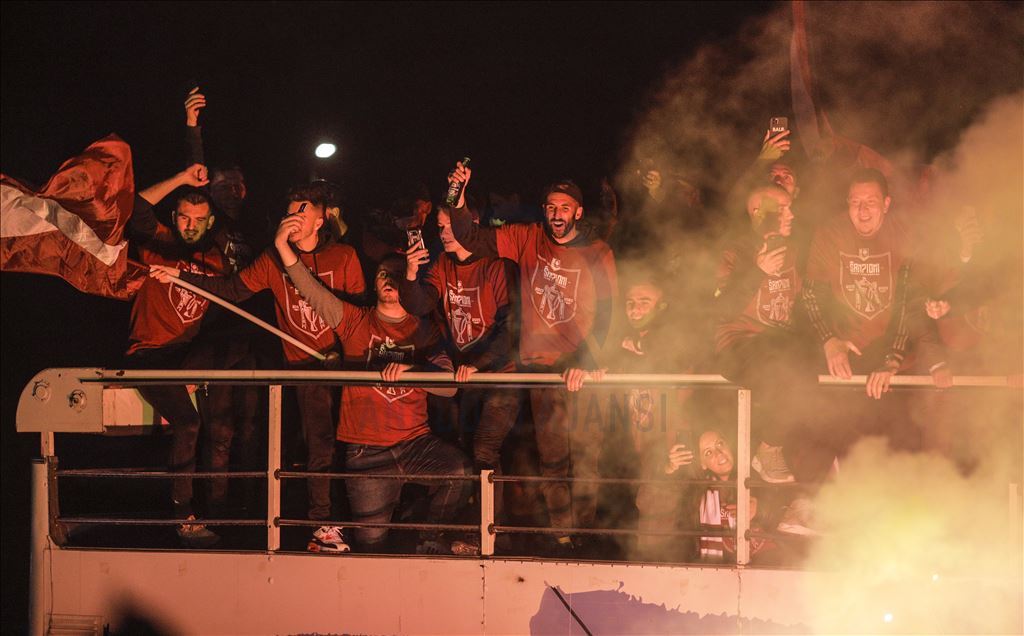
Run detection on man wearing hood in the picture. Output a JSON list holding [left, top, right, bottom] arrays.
[[446, 162, 618, 555], [399, 203, 520, 522], [151, 180, 365, 553]]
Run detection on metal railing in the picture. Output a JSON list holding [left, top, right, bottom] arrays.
[[26, 369, 1018, 564]]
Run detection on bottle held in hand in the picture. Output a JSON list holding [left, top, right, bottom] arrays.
[[445, 157, 472, 206]]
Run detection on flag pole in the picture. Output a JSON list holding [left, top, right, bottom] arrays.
[[129, 259, 327, 362]]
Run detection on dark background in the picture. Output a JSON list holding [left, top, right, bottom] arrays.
[[1, 2, 775, 631]]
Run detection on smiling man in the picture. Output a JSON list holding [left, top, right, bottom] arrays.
[[446, 162, 617, 555]]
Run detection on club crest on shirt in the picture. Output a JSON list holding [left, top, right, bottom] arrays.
[[446, 280, 486, 350], [530, 254, 580, 328], [755, 267, 796, 326], [282, 270, 333, 339], [368, 334, 415, 402], [169, 261, 211, 324], [840, 251, 892, 319]]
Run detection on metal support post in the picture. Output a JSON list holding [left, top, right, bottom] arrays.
[[736, 389, 751, 566], [480, 469, 495, 556], [267, 385, 282, 551], [29, 458, 50, 636]]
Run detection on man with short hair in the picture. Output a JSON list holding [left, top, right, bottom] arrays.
[[152, 180, 365, 552], [128, 164, 226, 547], [446, 162, 618, 553], [801, 169, 947, 456], [272, 218, 474, 555]]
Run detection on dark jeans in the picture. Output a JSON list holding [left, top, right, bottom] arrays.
[[530, 385, 604, 531], [458, 387, 522, 519], [124, 345, 203, 517], [295, 381, 340, 521], [189, 335, 264, 514], [717, 331, 819, 447], [343, 433, 471, 551]]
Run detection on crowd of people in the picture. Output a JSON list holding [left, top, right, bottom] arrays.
[[118, 88, 1019, 562]]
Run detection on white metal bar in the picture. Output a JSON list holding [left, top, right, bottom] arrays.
[[165, 276, 326, 361], [735, 389, 752, 567], [83, 369, 1015, 389], [29, 458, 49, 636], [267, 385, 282, 552], [480, 470, 495, 557]]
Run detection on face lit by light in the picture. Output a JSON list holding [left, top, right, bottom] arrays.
[[375, 262, 401, 303], [175, 201, 214, 244], [769, 163, 797, 196], [543, 193, 582, 242], [847, 181, 891, 238], [285, 200, 325, 243], [436, 208, 468, 254], [624, 283, 663, 330], [699, 431, 734, 478]]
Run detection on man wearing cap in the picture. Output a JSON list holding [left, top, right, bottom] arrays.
[[446, 162, 618, 554], [151, 180, 365, 553]]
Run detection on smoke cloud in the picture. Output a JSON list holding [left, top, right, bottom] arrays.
[[601, 5, 1023, 620]]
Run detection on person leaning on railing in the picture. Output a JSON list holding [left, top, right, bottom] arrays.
[[273, 215, 478, 556]]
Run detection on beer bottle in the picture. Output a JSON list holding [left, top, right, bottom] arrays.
[[445, 157, 472, 206]]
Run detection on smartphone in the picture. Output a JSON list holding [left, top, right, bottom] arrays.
[[406, 228, 425, 251], [769, 116, 789, 135]]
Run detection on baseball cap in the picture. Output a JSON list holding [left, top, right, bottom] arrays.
[[544, 179, 584, 206]]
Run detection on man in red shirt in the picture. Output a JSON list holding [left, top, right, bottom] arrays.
[[271, 216, 474, 555], [446, 163, 618, 554], [127, 164, 225, 547], [801, 169, 947, 454], [400, 204, 520, 518], [152, 181, 366, 552]]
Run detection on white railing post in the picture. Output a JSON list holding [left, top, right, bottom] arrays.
[[480, 469, 495, 556], [29, 457, 50, 636], [267, 385, 282, 551], [736, 389, 752, 566]]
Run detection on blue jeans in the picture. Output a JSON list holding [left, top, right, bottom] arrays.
[[344, 433, 471, 551]]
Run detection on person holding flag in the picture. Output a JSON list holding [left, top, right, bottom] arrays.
[[125, 162, 228, 548]]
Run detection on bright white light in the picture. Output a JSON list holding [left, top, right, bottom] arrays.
[[315, 143, 337, 159], [931, 573, 940, 582], [883, 613, 894, 623]]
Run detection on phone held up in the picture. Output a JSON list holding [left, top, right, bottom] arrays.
[[406, 228, 425, 252], [769, 116, 789, 135]]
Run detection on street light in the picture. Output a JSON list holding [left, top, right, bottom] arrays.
[[314, 143, 337, 159]]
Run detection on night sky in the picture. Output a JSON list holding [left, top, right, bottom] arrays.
[[1, 2, 775, 629]]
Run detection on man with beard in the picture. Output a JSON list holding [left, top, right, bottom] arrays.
[[151, 180, 365, 553], [127, 164, 226, 548], [566, 269, 699, 560], [446, 162, 618, 555], [714, 184, 814, 484], [272, 218, 474, 555]]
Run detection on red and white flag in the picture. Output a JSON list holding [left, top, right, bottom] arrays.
[[1, 135, 145, 300]]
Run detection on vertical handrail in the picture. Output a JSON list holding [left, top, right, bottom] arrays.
[[480, 470, 495, 556], [29, 458, 48, 636], [267, 385, 282, 551], [735, 389, 752, 566]]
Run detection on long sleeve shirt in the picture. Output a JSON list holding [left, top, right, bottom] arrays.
[[285, 260, 452, 447], [449, 205, 617, 369]]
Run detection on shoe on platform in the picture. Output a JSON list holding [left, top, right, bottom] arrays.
[[308, 525, 351, 553], [177, 515, 220, 548]]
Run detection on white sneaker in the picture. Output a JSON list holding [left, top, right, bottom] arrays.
[[777, 498, 819, 536], [752, 444, 796, 483], [308, 525, 351, 553]]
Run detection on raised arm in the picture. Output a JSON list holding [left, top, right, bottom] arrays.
[[131, 164, 209, 240], [184, 86, 206, 166], [446, 162, 500, 258], [275, 214, 346, 329]]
